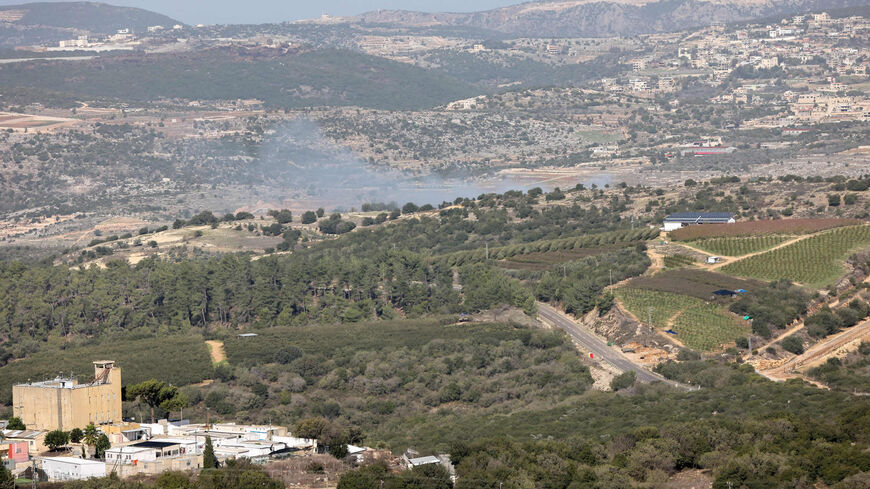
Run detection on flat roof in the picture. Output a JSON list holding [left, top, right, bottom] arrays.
[[408, 455, 441, 466], [2, 430, 44, 439], [665, 212, 733, 220], [42, 457, 106, 466], [132, 440, 180, 449]]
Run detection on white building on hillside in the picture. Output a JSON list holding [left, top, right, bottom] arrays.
[[41, 457, 106, 481]]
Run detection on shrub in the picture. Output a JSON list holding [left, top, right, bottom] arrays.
[[610, 371, 636, 391], [780, 336, 804, 355]]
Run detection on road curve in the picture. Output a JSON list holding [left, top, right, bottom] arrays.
[[537, 302, 692, 391]]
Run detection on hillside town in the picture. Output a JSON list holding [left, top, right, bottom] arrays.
[[1, 360, 452, 484]]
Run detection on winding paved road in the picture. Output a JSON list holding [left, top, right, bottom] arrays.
[[537, 302, 692, 391]]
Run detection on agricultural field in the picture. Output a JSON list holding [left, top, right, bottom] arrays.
[[669, 218, 862, 241], [663, 254, 696, 269], [720, 225, 870, 287], [615, 288, 701, 329], [671, 303, 749, 351], [615, 287, 747, 350], [623, 269, 765, 300], [0, 335, 212, 404], [691, 235, 791, 257]]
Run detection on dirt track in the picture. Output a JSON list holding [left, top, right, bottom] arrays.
[[206, 340, 226, 363], [761, 317, 870, 381]]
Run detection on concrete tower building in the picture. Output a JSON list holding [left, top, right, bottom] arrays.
[[12, 361, 122, 431]]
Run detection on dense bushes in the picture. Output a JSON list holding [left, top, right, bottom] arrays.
[[808, 342, 870, 392], [728, 280, 811, 337], [806, 300, 870, 338], [204, 320, 592, 437], [536, 247, 650, 317], [780, 335, 804, 355], [459, 264, 536, 315]]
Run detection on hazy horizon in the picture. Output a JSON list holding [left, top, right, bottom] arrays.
[[0, 0, 523, 24]]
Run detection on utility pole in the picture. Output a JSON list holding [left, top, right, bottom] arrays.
[[647, 306, 653, 331], [31, 458, 37, 489], [609, 268, 613, 287]]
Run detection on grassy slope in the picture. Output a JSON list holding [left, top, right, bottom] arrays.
[[0, 49, 480, 110], [5, 2, 181, 32], [373, 377, 858, 452]]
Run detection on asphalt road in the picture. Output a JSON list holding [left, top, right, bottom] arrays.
[[537, 302, 691, 390]]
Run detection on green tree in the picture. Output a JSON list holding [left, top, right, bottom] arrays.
[[203, 436, 217, 469], [161, 392, 189, 421], [198, 459, 281, 489], [70, 427, 84, 444], [95, 434, 110, 459], [268, 209, 293, 224], [155, 471, 193, 489], [128, 379, 179, 423], [781, 335, 804, 355], [610, 371, 636, 391], [301, 211, 317, 224], [6, 417, 24, 430], [45, 430, 70, 451], [295, 417, 331, 439], [0, 449, 13, 489]]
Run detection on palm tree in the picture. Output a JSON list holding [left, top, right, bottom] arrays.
[[82, 423, 99, 459]]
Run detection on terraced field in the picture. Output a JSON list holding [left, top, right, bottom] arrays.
[[719, 225, 870, 287], [616, 288, 749, 350], [691, 235, 791, 256]]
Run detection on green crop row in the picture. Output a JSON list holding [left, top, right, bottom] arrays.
[[616, 288, 747, 350], [720, 225, 870, 287], [692, 235, 791, 257], [672, 304, 749, 351]]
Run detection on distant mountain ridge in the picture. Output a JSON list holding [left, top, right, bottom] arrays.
[[356, 0, 870, 37], [0, 1, 181, 33]]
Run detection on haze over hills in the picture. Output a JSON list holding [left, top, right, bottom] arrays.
[[0, 1, 181, 33], [356, 0, 870, 37]]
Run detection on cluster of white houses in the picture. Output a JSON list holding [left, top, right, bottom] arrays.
[[2, 360, 319, 482], [6, 420, 317, 481], [4, 359, 453, 483]]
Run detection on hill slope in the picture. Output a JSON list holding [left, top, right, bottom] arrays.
[[0, 1, 181, 33], [0, 48, 480, 109], [357, 0, 870, 38]]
